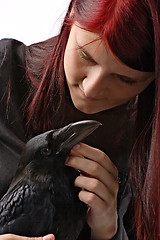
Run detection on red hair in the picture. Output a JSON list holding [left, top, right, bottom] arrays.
[[26, 1, 74, 135], [74, 0, 155, 71], [26, 0, 160, 239]]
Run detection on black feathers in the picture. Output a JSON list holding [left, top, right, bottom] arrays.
[[0, 120, 101, 240]]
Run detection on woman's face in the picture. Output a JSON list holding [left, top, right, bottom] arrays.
[[64, 23, 155, 114]]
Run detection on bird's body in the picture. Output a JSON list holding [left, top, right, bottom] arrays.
[[0, 120, 101, 240]]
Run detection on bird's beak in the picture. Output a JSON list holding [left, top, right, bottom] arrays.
[[52, 120, 101, 155]]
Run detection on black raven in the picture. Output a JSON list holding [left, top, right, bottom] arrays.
[[0, 120, 101, 240]]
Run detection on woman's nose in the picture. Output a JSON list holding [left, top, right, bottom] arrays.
[[82, 69, 108, 98]]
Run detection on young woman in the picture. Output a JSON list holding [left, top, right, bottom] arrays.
[[0, 0, 159, 239]]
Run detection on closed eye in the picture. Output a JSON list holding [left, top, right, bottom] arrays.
[[78, 48, 96, 63], [115, 74, 138, 86]]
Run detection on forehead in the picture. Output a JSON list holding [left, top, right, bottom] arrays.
[[70, 23, 155, 81]]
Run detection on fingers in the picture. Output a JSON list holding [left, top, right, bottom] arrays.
[[67, 143, 119, 239], [75, 175, 118, 205], [78, 189, 118, 233], [72, 143, 118, 177], [78, 189, 107, 213], [66, 154, 118, 190], [0, 234, 55, 240], [0, 234, 43, 240]]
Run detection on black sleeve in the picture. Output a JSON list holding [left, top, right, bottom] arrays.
[[0, 37, 57, 199], [111, 179, 132, 240], [0, 39, 27, 198]]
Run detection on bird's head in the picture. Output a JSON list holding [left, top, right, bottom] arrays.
[[17, 120, 101, 182]]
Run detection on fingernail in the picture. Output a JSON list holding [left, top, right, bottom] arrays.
[[73, 143, 80, 150], [43, 234, 55, 240]]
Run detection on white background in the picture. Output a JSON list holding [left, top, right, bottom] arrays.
[[0, 0, 71, 45]]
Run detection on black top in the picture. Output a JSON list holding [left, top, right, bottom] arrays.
[[0, 38, 134, 239]]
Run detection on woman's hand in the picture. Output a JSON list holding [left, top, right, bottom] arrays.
[[65, 143, 119, 240], [0, 234, 55, 240]]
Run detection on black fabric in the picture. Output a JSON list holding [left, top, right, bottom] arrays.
[[0, 37, 57, 198], [0, 39, 27, 198]]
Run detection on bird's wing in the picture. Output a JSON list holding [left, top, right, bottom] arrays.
[[0, 184, 55, 236], [0, 185, 28, 224]]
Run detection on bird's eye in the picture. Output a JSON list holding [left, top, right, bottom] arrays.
[[40, 148, 52, 156]]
